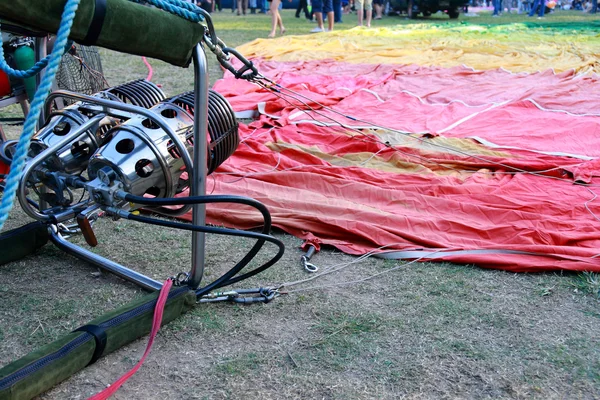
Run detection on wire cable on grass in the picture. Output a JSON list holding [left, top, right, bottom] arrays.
[[277, 248, 443, 294]]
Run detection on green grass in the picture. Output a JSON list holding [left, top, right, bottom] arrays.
[[571, 271, 600, 298], [215, 352, 266, 375]]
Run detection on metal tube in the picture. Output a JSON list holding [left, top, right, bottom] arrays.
[[35, 37, 49, 210], [50, 226, 163, 291], [188, 45, 208, 289], [35, 37, 48, 127], [18, 113, 106, 221]]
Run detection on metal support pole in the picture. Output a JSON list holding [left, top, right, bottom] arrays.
[[50, 226, 163, 291], [188, 45, 209, 289], [34, 36, 48, 127], [34, 36, 49, 210]]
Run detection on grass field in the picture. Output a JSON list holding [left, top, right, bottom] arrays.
[[1, 8, 600, 400]]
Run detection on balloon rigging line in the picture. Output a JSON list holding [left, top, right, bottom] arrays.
[[249, 78, 597, 188]]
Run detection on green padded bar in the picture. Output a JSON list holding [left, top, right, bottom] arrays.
[[0, 222, 49, 266], [0, 287, 196, 400], [0, 0, 205, 67]]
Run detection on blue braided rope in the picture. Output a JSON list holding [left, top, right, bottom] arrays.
[[0, 0, 81, 232], [134, 0, 205, 22]]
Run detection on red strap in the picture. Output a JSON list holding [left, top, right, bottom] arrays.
[[87, 279, 173, 400]]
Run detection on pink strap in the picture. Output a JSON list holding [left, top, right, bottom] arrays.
[[87, 279, 173, 400], [141, 57, 153, 82]]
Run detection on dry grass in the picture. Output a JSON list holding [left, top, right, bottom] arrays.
[[1, 10, 600, 400]]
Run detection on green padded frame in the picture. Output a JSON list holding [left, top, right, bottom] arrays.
[[0, 0, 205, 67]]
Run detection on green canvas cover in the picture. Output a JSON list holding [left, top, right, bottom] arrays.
[[0, 222, 48, 266], [0, 0, 205, 67], [0, 287, 196, 400]]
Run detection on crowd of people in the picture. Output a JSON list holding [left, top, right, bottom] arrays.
[[204, 0, 387, 34], [488, 0, 597, 15], [190, 0, 597, 15], [185, 0, 597, 37]]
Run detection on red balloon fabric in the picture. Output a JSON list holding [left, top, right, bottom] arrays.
[[180, 59, 600, 272]]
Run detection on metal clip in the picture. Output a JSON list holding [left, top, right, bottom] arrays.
[[301, 256, 319, 273], [300, 244, 318, 273], [199, 15, 259, 82], [171, 272, 190, 287], [56, 222, 80, 238], [220, 47, 259, 81]]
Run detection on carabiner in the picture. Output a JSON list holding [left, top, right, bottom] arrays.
[[221, 47, 259, 81], [301, 256, 319, 273]]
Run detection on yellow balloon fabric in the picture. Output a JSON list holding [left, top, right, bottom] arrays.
[[238, 24, 600, 74]]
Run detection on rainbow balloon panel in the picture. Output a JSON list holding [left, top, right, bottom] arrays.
[[238, 23, 600, 73]]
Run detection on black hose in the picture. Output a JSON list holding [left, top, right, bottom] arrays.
[[127, 213, 285, 295], [122, 193, 282, 296], [0, 117, 25, 125], [123, 194, 272, 230]]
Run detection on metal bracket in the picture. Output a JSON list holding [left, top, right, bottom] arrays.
[[198, 287, 277, 304]]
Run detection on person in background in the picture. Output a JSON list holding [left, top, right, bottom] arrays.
[[373, 0, 384, 18], [492, 0, 502, 15], [311, 0, 334, 32], [343, 0, 352, 13], [296, 0, 312, 19], [237, 0, 248, 14], [188, 0, 214, 12], [260, 0, 269, 12], [201, 0, 213, 11], [355, 0, 373, 25], [268, 0, 288, 37], [333, 0, 344, 21], [502, 0, 512, 11], [528, 0, 545, 16]]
